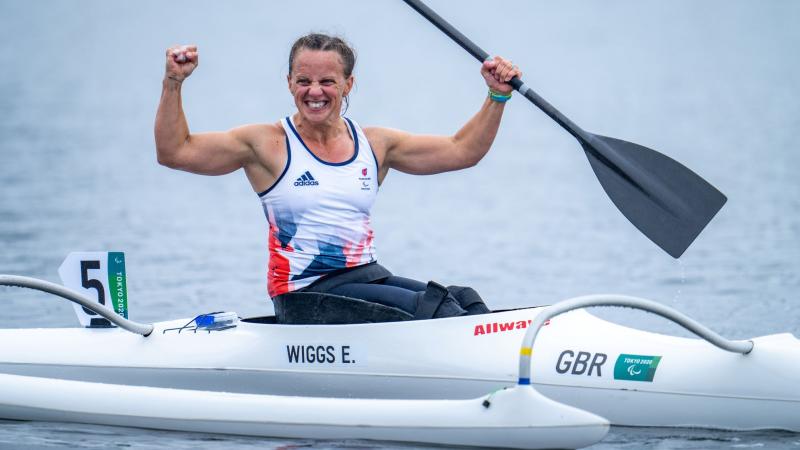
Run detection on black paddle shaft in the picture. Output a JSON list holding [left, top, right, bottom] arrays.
[[402, 0, 727, 258]]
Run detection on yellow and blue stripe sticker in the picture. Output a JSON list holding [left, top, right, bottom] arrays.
[[518, 347, 533, 384]]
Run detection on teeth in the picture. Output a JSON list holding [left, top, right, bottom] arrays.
[[307, 101, 326, 109]]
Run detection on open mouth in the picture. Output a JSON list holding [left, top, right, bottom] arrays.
[[305, 100, 329, 111]]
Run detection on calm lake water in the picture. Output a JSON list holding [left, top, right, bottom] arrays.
[[1, 0, 798, 448]]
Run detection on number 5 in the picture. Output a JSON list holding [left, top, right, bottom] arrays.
[[80, 260, 105, 315]]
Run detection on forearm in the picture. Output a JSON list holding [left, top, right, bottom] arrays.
[[451, 96, 506, 167], [154, 78, 190, 166]]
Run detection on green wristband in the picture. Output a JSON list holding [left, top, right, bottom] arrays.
[[488, 89, 512, 103]]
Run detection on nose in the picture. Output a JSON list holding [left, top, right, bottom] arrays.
[[308, 83, 324, 96]]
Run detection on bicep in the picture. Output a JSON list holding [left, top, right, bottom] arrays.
[[375, 128, 471, 175], [164, 128, 254, 176]]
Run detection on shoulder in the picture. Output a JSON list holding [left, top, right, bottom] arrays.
[[363, 126, 410, 153], [228, 122, 287, 159], [232, 122, 288, 175], [230, 121, 285, 144]]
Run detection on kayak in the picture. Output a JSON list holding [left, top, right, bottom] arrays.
[[1, 275, 798, 436]]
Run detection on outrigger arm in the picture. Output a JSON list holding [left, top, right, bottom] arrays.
[[517, 295, 754, 385], [0, 275, 153, 336]]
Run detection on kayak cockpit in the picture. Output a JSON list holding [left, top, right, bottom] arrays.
[[249, 292, 532, 325], [271, 291, 414, 324]]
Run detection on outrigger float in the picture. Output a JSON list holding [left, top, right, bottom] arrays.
[[1, 265, 798, 449]]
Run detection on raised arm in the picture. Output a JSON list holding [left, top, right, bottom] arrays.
[[154, 45, 255, 175], [368, 56, 521, 177]]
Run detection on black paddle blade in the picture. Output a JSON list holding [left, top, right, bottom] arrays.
[[582, 134, 727, 258]]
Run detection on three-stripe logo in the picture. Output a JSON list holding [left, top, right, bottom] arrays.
[[294, 171, 320, 187]]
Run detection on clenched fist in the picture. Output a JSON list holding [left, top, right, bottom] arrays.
[[165, 44, 198, 83]]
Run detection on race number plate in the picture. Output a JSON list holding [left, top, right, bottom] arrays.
[[58, 252, 128, 327]]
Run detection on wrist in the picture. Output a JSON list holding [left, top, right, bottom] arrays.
[[163, 76, 184, 89], [488, 89, 512, 103]]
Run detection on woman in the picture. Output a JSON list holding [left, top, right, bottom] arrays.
[[155, 34, 521, 320]]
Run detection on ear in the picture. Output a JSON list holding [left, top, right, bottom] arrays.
[[287, 74, 292, 90], [343, 75, 354, 96]]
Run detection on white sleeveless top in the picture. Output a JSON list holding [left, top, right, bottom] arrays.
[[259, 116, 379, 297]]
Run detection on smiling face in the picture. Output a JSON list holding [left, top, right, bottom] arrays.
[[288, 49, 354, 125]]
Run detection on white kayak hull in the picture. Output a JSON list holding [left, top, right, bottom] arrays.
[[0, 373, 608, 449], [1, 306, 798, 431]]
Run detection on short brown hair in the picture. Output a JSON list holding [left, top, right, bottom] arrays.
[[289, 33, 356, 77]]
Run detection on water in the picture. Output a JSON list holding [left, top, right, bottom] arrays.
[[1, 0, 798, 448]]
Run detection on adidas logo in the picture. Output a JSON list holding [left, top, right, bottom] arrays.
[[293, 171, 319, 187]]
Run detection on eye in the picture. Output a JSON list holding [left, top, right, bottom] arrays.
[[296, 78, 310, 86], [321, 79, 335, 86]]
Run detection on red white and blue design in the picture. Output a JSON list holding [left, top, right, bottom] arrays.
[[258, 116, 379, 298]]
